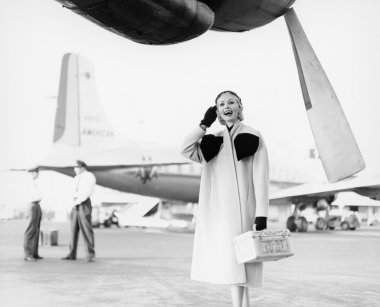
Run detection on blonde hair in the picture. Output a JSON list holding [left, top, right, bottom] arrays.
[[215, 90, 244, 125]]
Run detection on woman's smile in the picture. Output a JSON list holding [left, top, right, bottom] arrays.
[[224, 109, 233, 116]]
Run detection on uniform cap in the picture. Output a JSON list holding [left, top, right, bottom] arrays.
[[27, 165, 40, 173], [75, 160, 87, 168]]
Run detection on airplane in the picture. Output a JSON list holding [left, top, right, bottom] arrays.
[[36, 53, 308, 204], [53, 0, 366, 183], [33, 53, 379, 234], [38, 52, 201, 202], [270, 173, 380, 232]]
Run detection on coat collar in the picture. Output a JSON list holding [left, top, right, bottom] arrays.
[[200, 121, 259, 162], [224, 120, 242, 138]]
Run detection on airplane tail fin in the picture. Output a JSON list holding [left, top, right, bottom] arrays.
[[53, 53, 119, 148], [41, 53, 186, 169]]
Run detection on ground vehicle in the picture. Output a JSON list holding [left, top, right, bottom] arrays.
[[101, 210, 119, 228], [315, 205, 360, 230], [287, 203, 361, 232], [116, 201, 191, 229], [92, 203, 125, 228]]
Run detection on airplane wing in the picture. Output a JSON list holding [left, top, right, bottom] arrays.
[[54, 0, 295, 45], [270, 174, 380, 205], [37, 162, 188, 172], [36, 143, 189, 171]]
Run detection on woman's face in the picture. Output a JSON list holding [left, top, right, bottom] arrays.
[[216, 92, 241, 125]]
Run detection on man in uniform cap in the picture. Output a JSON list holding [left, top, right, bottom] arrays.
[[24, 166, 43, 261], [62, 160, 96, 262]]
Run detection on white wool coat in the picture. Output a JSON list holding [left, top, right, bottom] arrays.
[[181, 121, 269, 287]]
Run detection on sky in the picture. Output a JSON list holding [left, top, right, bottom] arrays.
[[0, 0, 379, 210]]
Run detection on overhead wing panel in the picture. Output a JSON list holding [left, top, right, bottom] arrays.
[[56, 0, 214, 44], [284, 9, 365, 182]]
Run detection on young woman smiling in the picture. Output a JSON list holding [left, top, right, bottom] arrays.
[[181, 90, 269, 307]]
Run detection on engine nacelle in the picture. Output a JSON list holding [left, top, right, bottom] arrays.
[[57, 0, 214, 45], [204, 0, 295, 32]]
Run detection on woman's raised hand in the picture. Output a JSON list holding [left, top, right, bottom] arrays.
[[200, 106, 217, 128]]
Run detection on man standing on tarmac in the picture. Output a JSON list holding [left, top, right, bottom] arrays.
[[62, 160, 96, 262], [24, 166, 43, 262]]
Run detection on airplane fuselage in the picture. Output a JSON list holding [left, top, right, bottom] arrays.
[[56, 167, 201, 203], [95, 169, 201, 203]]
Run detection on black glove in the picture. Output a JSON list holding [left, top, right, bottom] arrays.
[[200, 106, 217, 128], [255, 216, 267, 231]]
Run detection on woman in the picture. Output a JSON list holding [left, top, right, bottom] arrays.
[[181, 91, 269, 307]]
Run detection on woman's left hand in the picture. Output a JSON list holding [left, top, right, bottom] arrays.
[[255, 216, 267, 231]]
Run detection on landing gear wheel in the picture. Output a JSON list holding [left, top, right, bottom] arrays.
[[103, 219, 112, 228], [286, 216, 297, 232], [341, 221, 349, 230], [298, 217, 308, 232], [315, 217, 327, 230]]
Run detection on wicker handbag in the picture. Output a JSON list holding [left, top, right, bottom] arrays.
[[234, 227, 295, 263]]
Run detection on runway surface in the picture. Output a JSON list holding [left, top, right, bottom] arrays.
[[1, 220, 379, 307]]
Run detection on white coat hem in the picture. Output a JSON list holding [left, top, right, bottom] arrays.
[[191, 275, 264, 288]]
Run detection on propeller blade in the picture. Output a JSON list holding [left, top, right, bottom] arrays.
[[284, 8, 365, 182]]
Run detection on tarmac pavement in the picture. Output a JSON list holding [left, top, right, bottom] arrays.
[[1, 220, 380, 307]]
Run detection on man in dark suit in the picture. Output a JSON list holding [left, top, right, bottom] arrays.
[[24, 166, 43, 261]]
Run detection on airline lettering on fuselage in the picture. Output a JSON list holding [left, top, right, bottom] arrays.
[[84, 115, 101, 122], [82, 128, 114, 137]]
